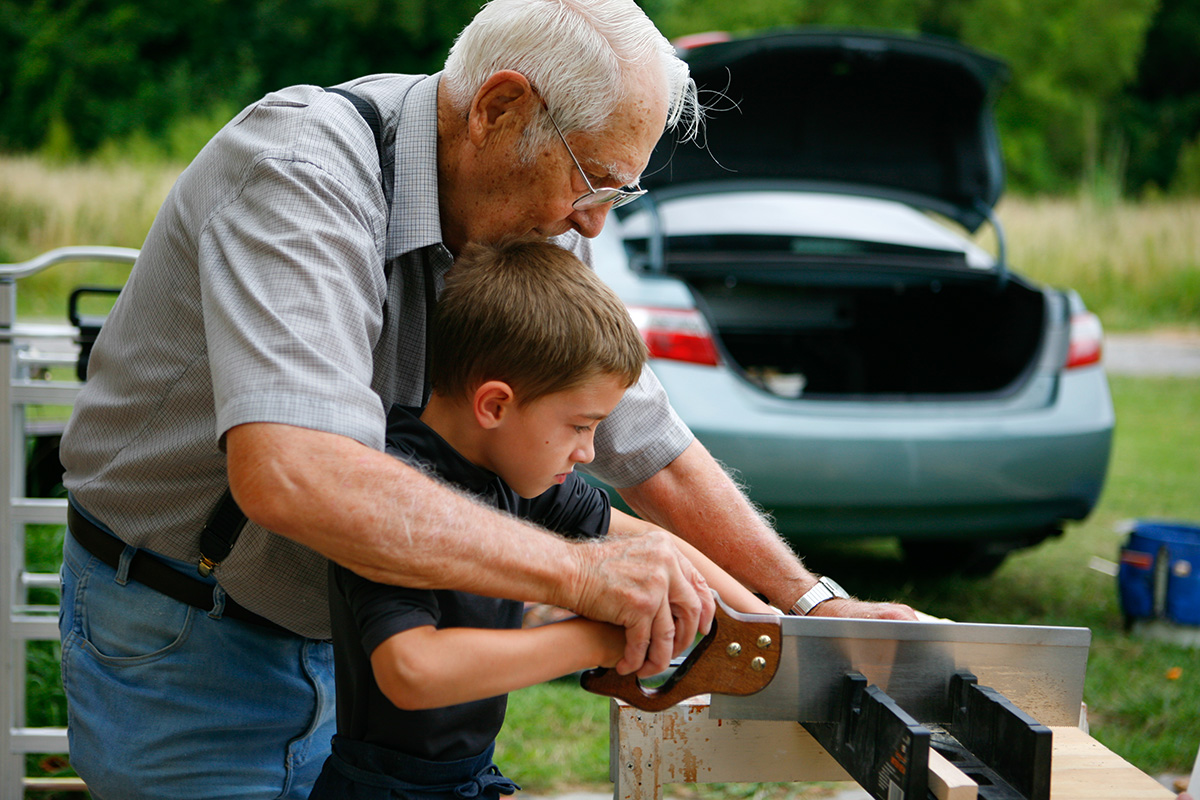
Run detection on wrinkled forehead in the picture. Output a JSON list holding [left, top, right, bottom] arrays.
[[575, 84, 670, 185]]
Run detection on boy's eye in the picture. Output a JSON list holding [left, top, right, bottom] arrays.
[[574, 424, 593, 434]]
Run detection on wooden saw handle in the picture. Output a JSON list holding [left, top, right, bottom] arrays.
[[580, 596, 783, 711]]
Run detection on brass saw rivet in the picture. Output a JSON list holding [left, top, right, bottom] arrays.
[[751, 656, 767, 672], [756, 635, 772, 649], [726, 642, 742, 657]]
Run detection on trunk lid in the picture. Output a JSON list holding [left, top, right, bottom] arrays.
[[645, 29, 1009, 233]]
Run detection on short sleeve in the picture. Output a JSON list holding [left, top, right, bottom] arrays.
[[332, 564, 440, 656], [583, 366, 694, 488], [201, 154, 390, 449]]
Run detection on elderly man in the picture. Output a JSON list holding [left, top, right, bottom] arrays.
[[58, 0, 914, 797]]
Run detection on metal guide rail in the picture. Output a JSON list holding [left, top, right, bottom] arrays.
[[0, 247, 137, 799], [800, 670, 1052, 800]]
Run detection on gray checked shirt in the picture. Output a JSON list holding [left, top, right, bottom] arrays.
[[60, 73, 693, 639]]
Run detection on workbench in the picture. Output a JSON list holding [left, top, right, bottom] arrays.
[[609, 696, 1174, 800]]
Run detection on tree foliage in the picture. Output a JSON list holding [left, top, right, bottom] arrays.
[[1118, 0, 1200, 194], [0, 0, 476, 154], [0, 0, 1195, 194]]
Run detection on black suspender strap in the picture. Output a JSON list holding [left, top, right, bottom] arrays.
[[330, 85, 433, 402], [196, 86, 389, 578], [196, 487, 249, 577], [323, 86, 386, 185], [422, 260, 435, 406]]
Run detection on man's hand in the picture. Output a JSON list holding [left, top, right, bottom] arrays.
[[807, 597, 918, 621], [569, 529, 716, 677]]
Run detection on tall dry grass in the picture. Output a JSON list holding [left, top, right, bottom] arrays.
[[1, 155, 182, 319], [2, 155, 1197, 328], [993, 196, 1200, 330], [0, 155, 180, 254]]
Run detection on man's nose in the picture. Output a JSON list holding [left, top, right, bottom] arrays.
[[569, 204, 611, 238]]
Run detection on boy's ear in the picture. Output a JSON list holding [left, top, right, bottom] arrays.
[[473, 380, 516, 429]]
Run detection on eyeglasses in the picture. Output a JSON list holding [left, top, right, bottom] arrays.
[[540, 101, 647, 211]]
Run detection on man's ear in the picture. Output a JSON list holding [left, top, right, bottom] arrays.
[[467, 70, 538, 147], [473, 380, 516, 429]]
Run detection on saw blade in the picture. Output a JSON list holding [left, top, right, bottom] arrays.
[[709, 616, 1090, 726]]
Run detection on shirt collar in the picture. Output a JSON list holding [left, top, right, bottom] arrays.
[[387, 73, 445, 260], [385, 405, 499, 496]]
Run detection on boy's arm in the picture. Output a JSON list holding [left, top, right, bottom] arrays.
[[370, 618, 625, 711], [609, 509, 779, 616]]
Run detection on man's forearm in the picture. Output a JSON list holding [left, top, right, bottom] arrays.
[[616, 438, 814, 610], [225, 421, 582, 608], [609, 508, 775, 615], [227, 421, 722, 670], [618, 439, 918, 622]]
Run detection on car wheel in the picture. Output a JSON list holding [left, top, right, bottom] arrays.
[[900, 527, 1061, 578]]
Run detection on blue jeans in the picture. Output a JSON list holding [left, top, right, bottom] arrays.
[[59, 526, 336, 799]]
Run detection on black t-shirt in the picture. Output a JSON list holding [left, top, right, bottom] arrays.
[[329, 405, 611, 761]]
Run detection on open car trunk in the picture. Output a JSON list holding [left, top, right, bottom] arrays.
[[643, 235, 1047, 399], [626, 31, 1042, 400]]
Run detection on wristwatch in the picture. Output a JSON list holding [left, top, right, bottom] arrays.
[[789, 576, 850, 616]]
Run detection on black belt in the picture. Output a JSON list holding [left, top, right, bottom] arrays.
[[67, 504, 292, 636]]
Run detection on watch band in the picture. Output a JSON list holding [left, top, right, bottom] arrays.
[[789, 576, 850, 616]]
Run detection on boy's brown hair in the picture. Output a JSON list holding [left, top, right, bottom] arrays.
[[429, 237, 648, 404]]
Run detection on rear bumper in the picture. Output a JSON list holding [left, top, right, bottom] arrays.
[[654, 361, 1114, 539]]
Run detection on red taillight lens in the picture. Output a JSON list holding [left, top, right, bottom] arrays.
[[1065, 312, 1103, 369], [626, 307, 721, 366]]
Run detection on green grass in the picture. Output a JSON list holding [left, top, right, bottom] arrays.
[[986, 197, 1200, 332], [0, 155, 172, 322], [497, 375, 1200, 794]]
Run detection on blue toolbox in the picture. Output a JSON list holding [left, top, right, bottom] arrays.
[[1118, 520, 1200, 626]]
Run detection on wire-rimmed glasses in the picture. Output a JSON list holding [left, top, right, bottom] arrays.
[[539, 100, 647, 210]]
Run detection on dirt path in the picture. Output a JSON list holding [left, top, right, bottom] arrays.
[[1104, 330, 1200, 377]]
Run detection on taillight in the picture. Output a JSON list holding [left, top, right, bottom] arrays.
[[1065, 311, 1103, 369], [626, 306, 721, 367]]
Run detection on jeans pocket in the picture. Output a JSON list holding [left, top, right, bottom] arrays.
[[73, 559, 195, 664]]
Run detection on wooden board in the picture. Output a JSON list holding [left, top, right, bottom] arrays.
[[610, 695, 850, 800], [609, 696, 1174, 800], [928, 749, 977, 800], [1048, 726, 1175, 799]]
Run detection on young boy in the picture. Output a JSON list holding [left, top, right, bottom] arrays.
[[310, 237, 774, 800]]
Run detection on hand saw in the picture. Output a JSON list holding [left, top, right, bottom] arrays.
[[582, 595, 1090, 727]]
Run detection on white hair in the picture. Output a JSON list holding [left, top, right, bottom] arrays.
[[442, 0, 701, 161]]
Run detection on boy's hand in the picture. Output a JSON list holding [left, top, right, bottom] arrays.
[[569, 529, 715, 677], [589, 620, 629, 669]]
